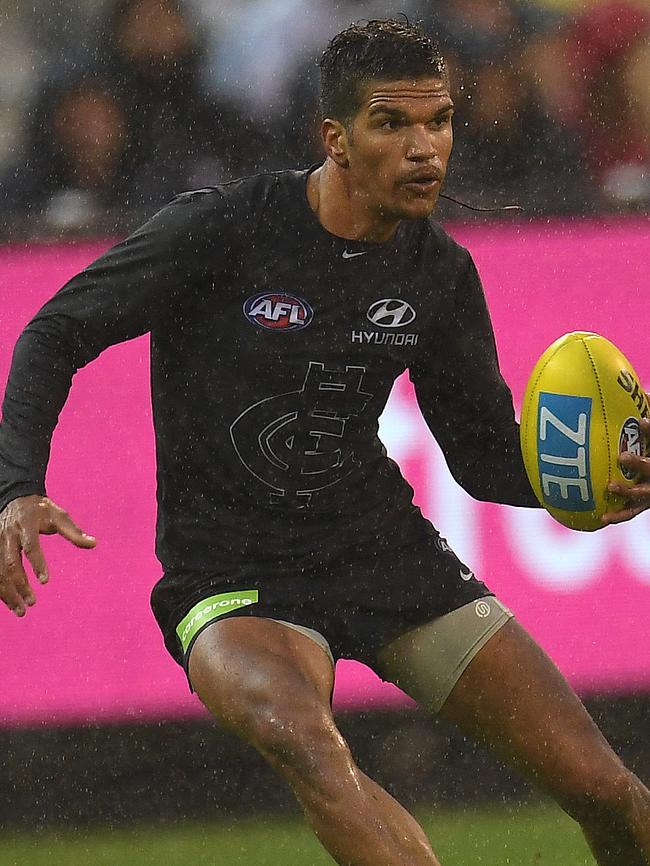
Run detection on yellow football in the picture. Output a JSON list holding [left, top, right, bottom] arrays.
[[520, 332, 648, 531]]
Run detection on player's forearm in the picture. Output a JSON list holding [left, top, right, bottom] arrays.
[[0, 320, 81, 513], [416, 376, 539, 507], [439, 415, 539, 508], [455, 436, 539, 507]]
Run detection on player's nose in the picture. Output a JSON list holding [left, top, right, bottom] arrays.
[[406, 124, 439, 158]]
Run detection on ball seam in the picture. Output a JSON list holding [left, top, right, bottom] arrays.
[[581, 337, 611, 513], [521, 348, 562, 495]]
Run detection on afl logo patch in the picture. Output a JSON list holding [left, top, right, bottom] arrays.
[[367, 298, 416, 328], [619, 417, 642, 479], [243, 292, 313, 331]]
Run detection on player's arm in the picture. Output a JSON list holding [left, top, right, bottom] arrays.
[[409, 251, 539, 507], [0, 191, 222, 616], [604, 415, 650, 524]]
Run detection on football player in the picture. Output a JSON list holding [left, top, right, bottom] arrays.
[[1, 19, 649, 866]]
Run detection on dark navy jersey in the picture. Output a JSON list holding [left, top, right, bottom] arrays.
[[0, 167, 537, 572]]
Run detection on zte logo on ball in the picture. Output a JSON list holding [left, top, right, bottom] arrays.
[[243, 292, 313, 331], [536, 392, 595, 512]]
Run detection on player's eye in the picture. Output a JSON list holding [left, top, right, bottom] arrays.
[[429, 113, 453, 129], [380, 118, 401, 130]]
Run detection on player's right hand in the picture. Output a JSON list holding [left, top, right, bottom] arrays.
[[0, 495, 96, 617]]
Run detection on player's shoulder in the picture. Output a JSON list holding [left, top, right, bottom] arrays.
[[159, 169, 306, 237], [172, 169, 304, 215]]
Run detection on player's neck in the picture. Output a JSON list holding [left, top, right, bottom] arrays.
[[306, 160, 399, 244]]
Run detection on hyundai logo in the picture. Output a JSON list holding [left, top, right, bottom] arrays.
[[366, 299, 416, 328]]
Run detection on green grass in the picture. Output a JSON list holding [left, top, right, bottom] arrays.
[[0, 804, 594, 866]]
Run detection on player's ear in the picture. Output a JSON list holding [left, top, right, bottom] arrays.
[[321, 119, 350, 168]]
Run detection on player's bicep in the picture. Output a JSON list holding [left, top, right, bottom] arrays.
[[412, 253, 515, 442], [409, 253, 535, 504]]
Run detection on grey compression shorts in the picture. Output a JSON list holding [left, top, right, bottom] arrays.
[[376, 596, 513, 713], [270, 598, 513, 714]]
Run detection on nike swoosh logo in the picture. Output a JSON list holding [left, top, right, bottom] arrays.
[[342, 250, 368, 259], [460, 568, 475, 581]]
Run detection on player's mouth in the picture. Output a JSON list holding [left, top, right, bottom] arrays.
[[401, 170, 443, 194]]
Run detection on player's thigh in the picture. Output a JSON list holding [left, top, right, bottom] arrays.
[[380, 611, 628, 804], [188, 615, 337, 760], [437, 619, 629, 803]]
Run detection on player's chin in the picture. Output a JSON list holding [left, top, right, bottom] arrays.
[[397, 193, 440, 220]]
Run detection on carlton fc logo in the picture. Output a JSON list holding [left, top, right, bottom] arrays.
[[366, 298, 416, 328], [230, 361, 372, 508], [244, 292, 313, 331]]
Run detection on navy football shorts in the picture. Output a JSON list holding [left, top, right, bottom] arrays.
[[150, 519, 494, 677]]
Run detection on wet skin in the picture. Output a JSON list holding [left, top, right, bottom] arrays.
[[307, 77, 454, 243]]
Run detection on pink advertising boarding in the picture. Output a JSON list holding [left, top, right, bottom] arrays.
[[1, 219, 648, 726]]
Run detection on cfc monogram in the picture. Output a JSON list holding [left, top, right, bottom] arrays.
[[230, 361, 372, 508]]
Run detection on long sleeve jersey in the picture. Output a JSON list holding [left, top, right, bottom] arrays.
[[0, 168, 537, 573]]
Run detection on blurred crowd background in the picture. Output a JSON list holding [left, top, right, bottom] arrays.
[[0, 0, 648, 238]]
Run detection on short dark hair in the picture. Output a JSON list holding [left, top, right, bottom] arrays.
[[319, 19, 447, 126]]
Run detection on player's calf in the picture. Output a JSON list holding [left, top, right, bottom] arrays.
[[562, 768, 650, 866], [559, 763, 647, 823]]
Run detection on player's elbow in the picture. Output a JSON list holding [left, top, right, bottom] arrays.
[[21, 312, 94, 370], [444, 462, 492, 502], [448, 463, 539, 508], [455, 474, 494, 503]]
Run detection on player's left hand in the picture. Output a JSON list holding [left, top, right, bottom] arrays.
[[603, 417, 650, 525]]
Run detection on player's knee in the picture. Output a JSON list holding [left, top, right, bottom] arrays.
[[560, 764, 642, 825], [251, 703, 352, 785]]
